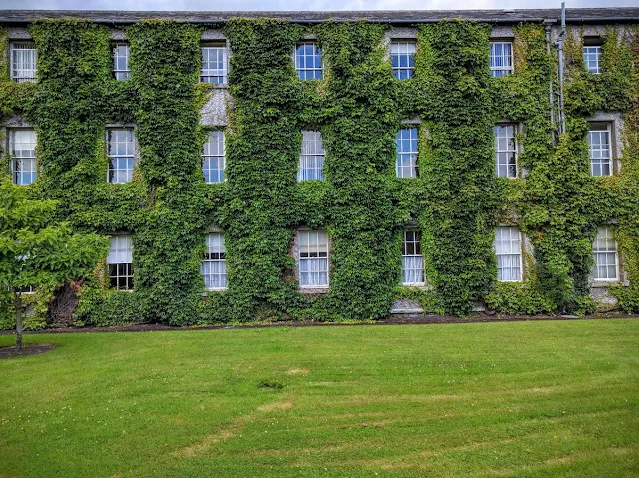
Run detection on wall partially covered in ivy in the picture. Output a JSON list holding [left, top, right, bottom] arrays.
[[0, 18, 637, 326]]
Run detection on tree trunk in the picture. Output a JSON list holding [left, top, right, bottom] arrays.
[[13, 289, 23, 352]]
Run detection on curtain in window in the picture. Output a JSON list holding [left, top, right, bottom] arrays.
[[300, 258, 328, 286], [201, 260, 227, 288], [402, 256, 424, 284], [107, 236, 133, 264], [497, 254, 521, 281]]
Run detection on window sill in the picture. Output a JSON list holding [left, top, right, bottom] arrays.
[[589, 279, 626, 287], [199, 83, 229, 89], [202, 289, 227, 296], [299, 287, 329, 294], [401, 283, 428, 289]]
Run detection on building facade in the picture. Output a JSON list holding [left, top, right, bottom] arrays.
[[1, 8, 639, 326]]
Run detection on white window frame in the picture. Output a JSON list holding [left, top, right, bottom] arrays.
[[494, 124, 518, 178], [588, 123, 613, 177], [390, 41, 416, 80], [9, 129, 37, 186], [396, 127, 418, 178], [107, 235, 134, 290], [203, 130, 226, 183], [592, 227, 619, 282], [295, 42, 323, 80], [10, 41, 37, 83], [401, 230, 424, 286], [494, 226, 523, 282], [113, 42, 130, 80], [107, 128, 135, 184], [489, 41, 513, 78], [583, 45, 602, 74], [200, 43, 228, 85], [298, 131, 325, 181], [298, 230, 329, 288], [202, 233, 227, 290]]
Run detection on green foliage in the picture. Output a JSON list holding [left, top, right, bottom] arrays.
[[0, 178, 109, 289], [415, 21, 500, 315], [485, 282, 554, 315], [0, 178, 108, 332], [0, 18, 637, 326]]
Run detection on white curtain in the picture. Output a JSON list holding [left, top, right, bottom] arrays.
[[107, 236, 133, 264], [402, 256, 423, 284], [497, 254, 521, 281], [202, 260, 227, 288], [300, 258, 328, 286]]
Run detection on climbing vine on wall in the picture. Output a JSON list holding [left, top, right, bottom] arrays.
[[0, 18, 637, 326]]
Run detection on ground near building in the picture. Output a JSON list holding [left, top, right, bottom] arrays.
[[1, 319, 638, 477]]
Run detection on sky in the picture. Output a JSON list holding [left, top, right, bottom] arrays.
[[2, 0, 636, 11]]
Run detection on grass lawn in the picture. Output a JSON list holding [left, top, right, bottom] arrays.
[[1, 319, 638, 477]]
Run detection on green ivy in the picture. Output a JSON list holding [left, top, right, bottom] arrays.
[[0, 19, 637, 327]]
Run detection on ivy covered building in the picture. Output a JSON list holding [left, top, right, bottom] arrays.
[[1, 8, 639, 327]]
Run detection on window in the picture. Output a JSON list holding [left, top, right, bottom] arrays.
[[583, 39, 602, 74], [494, 124, 517, 178], [391, 41, 416, 80], [18, 286, 34, 294], [107, 128, 135, 183], [295, 42, 323, 80], [107, 235, 134, 290], [298, 131, 325, 181], [583, 46, 601, 74], [494, 227, 522, 282], [298, 230, 329, 287], [113, 42, 130, 80], [489, 42, 513, 78], [396, 128, 418, 178], [202, 233, 227, 289], [10, 42, 36, 82], [588, 124, 612, 177], [9, 129, 37, 186], [592, 227, 618, 281], [402, 230, 424, 285], [201, 43, 228, 84], [203, 131, 225, 183]]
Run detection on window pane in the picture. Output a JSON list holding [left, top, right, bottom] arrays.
[[402, 230, 424, 284], [489, 42, 513, 78], [396, 128, 418, 178], [494, 227, 522, 281], [11, 42, 37, 82], [295, 43, 323, 80], [203, 131, 226, 183], [202, 233, 227, 289], [494, 125, 517, 178], [298, 231, 329, 286], [107, 128, 135, 183], [107, 236, 134, 290], [201, 46, 228, 84], [9, 130, 37, 185], [298, 131, 325, 181], [588, 129, 612, 177]]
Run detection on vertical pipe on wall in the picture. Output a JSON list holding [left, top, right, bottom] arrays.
[[555, 2, 567, 135], [545, 21, 557, 145]]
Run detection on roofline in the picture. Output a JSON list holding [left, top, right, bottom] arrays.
[[1, 9, 639, 26]]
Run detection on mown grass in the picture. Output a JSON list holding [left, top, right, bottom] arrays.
[[1, 319, 638, 477]]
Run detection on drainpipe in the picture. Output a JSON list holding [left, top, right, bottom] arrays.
[[555, 2, 567, 136], [545, 21, 557, 145]]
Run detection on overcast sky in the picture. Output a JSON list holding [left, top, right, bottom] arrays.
[[1, 0, 635, 11]]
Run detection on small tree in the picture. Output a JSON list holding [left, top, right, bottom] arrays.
[[0, 178, 109, 351]]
